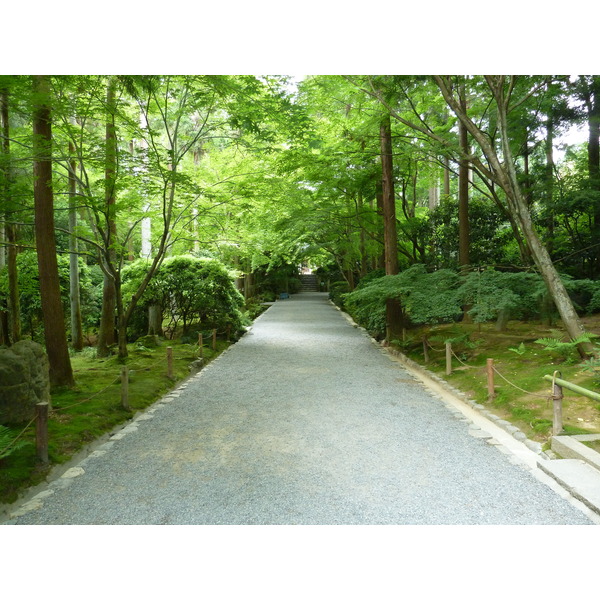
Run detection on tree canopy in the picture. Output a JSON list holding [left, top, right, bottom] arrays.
[[2, 74, 600, 380]]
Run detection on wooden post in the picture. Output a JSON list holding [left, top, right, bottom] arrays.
[[35, 402, 49, 465], [486, 358, 495, 400], [423, 338, 429, 364], [167, 346, 173, 379], [212, 328, 217, 351], [445, 342, 452, 375], [121, 366, 130, 410], [552, 372, 564, 435], [198, 332, 203, 358]]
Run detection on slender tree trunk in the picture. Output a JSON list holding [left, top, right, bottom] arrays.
[[32, 75, 74, 387], [545, 111, 555, 256], [1, 86, 20, 344], [68, 137, 83, 351], [443, 156, 451, 198], [375, 179, 385, 269], [356, 191, 368, 277], [457, 82, 470, 272], [97, 78, 118, 357], [523, 131, 532, 206], [380, 113, 403, 340], [587, 77, 600, 275]]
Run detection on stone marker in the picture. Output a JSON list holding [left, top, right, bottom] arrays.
[[0, 340, 51, 424]]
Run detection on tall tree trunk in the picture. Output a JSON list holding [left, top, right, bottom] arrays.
[[458, 88, 470, 271], [545, 109, 555, 257], [458, 87, 472, 322], [1, 85, 20, 344], [380, 113, 403, 340], [68, 137, 83, 351], [357, 190, 368, 277], [443, 156, 451, 198], [97, 78, 118, 357], [375, 179, 385, 269], [32, 75, 74, 387], [587, 77, 600, 275]]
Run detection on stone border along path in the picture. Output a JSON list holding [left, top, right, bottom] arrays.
[[3, 292, 599, 525]]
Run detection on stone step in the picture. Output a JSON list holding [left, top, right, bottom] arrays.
[[537, 458, 600, 515]]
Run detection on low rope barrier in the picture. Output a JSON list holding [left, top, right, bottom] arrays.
[[491, 365, 550, 399], [450, 347, 477, 369], [1, 415, 37, 456], [53, 349, 175, 413]]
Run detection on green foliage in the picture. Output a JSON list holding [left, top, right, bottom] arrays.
[[328, 281, 351, 309], [0, 425, 30, 460], [0, 251, 101, 341], [508, 342, 527, 356], [122, 255, 246, 337], [460, 269, 545, 324], [344, 265, 462, 337], [534, 333, 598, 363]]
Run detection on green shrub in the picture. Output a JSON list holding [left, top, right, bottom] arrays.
[[344, 265, 462, 337], [122, 255, 246, 338], [328, 281, 351, 309]]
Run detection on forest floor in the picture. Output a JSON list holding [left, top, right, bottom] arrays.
[[398, 315, 600, 448], [0, 337, 232, 506]]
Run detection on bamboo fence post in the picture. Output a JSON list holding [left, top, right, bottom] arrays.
[[121, 366, 130, 410], [445, 342, 452, 375], [212, 329, 217, 351], [486, 358, 495, 400], [35, 402, 49, 465], [551, 372, 564, 435], [423, 338, 429, 364], [198, 332, 203, 358], [167, 346, 173, 379]]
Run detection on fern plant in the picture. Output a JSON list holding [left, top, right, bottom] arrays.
[[534, 333, 598, 363], [0, 425, 30, 460], [508, 342, 527, 356]]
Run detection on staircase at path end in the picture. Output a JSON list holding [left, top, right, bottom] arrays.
[[299, 274, 319, 292]]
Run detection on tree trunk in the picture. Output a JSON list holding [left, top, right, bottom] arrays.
[[1, 86, 21, 344], [68, 137, 83, 351], [97, 77, 118, 357], [458, 99, 470, 271], [375, 179, 385, 269], [380, 113, 403, 340], [587, 77, 600, 275], [148, 303, 163, 336], [32, 75, 74, 387], [545, 109, 555, 256]]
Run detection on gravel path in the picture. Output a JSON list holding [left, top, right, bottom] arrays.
[[5, 293, 595, 524]]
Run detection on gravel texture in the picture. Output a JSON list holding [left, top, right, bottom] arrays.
[[4, 293, 595, 525]]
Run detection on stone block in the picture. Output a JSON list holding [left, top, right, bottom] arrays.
[[0, 340, 50, 424]]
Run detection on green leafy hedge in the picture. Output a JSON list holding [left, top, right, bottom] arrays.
[[340, 264, 600, 339]]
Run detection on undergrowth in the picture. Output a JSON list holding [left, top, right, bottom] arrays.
[[397, 320, 600, 445]]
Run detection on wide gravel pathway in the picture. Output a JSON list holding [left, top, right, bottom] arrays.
[[5, 293, 596, 524]]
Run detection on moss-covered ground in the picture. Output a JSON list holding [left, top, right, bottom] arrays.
[[395, 316, 600, 446]]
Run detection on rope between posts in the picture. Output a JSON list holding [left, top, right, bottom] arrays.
[[425, 340, 445, 353], [1, 415, 37, 455], [53, 346, 185, 413], [492, 365, 550, 399], [450, 348, 477, 369], [52, 373, 122, 412]]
